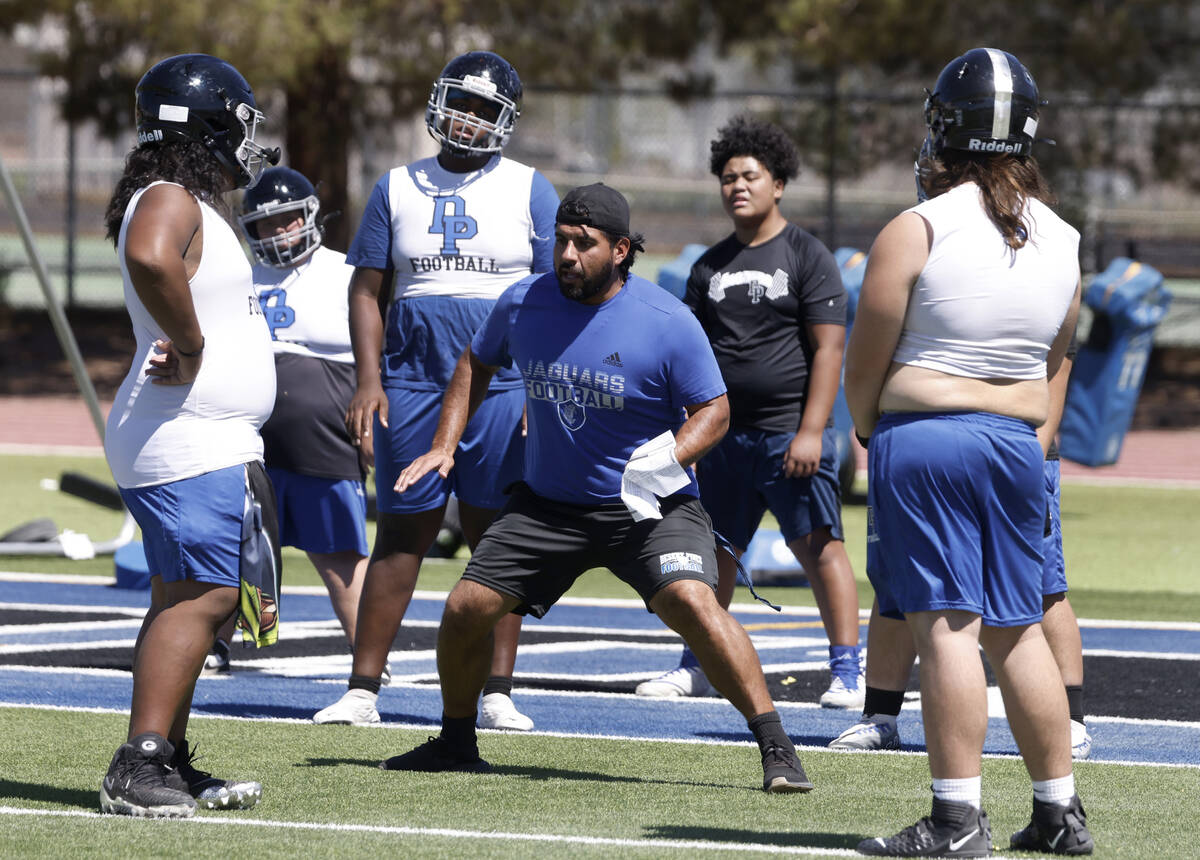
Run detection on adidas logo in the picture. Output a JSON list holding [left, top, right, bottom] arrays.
[[602, 351, 623, 367]]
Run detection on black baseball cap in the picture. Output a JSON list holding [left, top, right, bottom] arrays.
[[556, 183, 630, 237]]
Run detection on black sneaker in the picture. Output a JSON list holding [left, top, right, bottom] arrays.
[[858, 798, 992, 857], [99, 732, 197, 818], [1010, 795, 1094, 855], [167, 738, 262, 810], [379, 735, 492, 773], [759, 738, 814, 793]]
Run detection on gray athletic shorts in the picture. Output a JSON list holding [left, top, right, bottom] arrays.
[[462, 483, 719, 618]]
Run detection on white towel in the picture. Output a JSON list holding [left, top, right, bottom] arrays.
[[620, 431, 690, 521]]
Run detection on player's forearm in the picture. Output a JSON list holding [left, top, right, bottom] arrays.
[[347, 289, 384, 388], [798, 347, 841, 435], [430, 348, 496, 453], [674, 394, 730, 468]]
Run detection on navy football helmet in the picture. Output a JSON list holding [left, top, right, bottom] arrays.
[[238, 167, 322, 267], [425, 51, 522, 155], [923, 48, 1041, 158], [136, 53, 280, 188]]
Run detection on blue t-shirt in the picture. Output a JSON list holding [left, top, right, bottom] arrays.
[[472, 273, 727, 505], [346, 154, 558, 390]]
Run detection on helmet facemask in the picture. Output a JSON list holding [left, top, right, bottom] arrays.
[[239, 193, 322, 267], [425, 75, 518, 155], [230, 102, 277, 188]]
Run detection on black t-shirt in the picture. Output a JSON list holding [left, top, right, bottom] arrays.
[[260, 352, 362, 481], [684, 222, 847, 433]]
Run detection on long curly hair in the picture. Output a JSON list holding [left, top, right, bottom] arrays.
[[709, 115, 801, 184], [919, 151, 1056, 251], [104, 140, 231, 245]]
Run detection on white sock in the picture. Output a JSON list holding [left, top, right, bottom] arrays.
[[346, 688, 377, 702], [866, 713, 897, 725], [1032, 774, 1075, 806], [932, 776, 982, 809]]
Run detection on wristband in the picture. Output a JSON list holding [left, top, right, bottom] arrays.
[[176, 336, 205, 357]]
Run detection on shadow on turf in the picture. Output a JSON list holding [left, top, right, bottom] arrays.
[[646, 824, 859, 850], [0, 778, 96, 810], [297, 759, 753, 792]]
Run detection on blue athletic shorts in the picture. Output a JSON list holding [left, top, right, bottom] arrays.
[[1042, 459, 1067, 596], [374, 386, 525, 514], [865, 412, 1044, 627], [697, 425, 844, 550], [267, 467, 368, 556], [462, 483, 719, 618], [120, 461, 280, 589]]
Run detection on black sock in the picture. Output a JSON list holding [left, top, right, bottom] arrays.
[[863, 686, 905, 719], [441, 713, 478, 754], [212, 638, 230, 659], [349, 674, 381, 695], [1065, 685, 1085, 724], [748, 711, 791, 751], [482, 675, 513, 697]]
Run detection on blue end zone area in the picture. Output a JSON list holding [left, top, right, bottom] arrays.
[[1, 572, 1198, 767]]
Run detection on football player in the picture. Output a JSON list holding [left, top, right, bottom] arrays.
[[314, 51, 558, 732]]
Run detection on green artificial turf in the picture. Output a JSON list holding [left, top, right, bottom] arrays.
[[1, 452, 1198, 622], [0, 707, 1194, 858]]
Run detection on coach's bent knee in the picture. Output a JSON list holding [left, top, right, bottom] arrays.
[[650, 579, 722, 627], [442, 579, 515, 634]]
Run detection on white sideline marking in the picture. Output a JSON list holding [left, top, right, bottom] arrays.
[[1082, 648, 1200, 661], [0, 806, 857, 855]]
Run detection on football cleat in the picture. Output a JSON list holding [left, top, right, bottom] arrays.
[[759, 739, 814, 794], [858, 798, 992, 857], [1010, 795, 1094, 855], [379, 736, 491, 773], [829, 716, 901, 751], [313, 689, 380, 726], [168, 739, 261, 810], [1070, 720, 1092, 761], [99, 733, 196, 818], [820, 672, 867, 709], [478, 692, 534, 731], [635, 665, 714, 698]]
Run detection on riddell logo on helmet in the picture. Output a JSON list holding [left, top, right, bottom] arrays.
[[968, 138, 1021, 153], [137, 129, 164, 144]]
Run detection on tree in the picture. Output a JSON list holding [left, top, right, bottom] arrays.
[[2, 0, 710, 248], [6, 0, 1200, 249]]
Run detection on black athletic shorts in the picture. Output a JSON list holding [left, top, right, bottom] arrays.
[[461, 482, 719, 618]]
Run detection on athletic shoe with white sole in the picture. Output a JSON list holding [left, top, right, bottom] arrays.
[[828, 716, 901, 751], [313, 688, 381, 725], [1009, 795, 1094, 855], [99, 733, 196, 819], [478, 692, 534, 731], [858, 798, 992, 857], [168, 739, 261, 810], [819, 672, 866, 709], [1070, 720, 1092, 761], [635, 665, 714, 698]]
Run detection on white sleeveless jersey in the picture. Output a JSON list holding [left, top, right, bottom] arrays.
[[105, 182, 276, 488], [253, 245, 354, 364], [387, 156, 541, 299], [894, 182, 1079, 379]]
